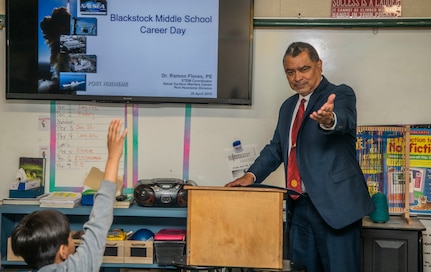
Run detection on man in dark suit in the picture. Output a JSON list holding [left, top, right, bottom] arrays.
[[226, 42, 375, 272]]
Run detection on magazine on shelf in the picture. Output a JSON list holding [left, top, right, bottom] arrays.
[[39, 192, 82, 208]]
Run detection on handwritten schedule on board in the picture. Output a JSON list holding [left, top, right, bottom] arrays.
[[51, 102, 125, 190]]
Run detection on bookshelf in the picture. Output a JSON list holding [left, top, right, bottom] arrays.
[[0, 204, 187, 271], [357, 125, 412, 223]]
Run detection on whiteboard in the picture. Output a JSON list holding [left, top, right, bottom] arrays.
[[252, 28, 431, 126], [51, 102, 126, 191]]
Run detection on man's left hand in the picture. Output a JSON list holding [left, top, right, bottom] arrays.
[[310, 94, 336, 127]]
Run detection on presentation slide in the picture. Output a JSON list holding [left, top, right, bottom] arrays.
[[38, 0, 219, 98]]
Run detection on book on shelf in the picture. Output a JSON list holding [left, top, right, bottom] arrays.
[[39, 192, 82, 208], [2, 193, 49, 205], [40, 202, 80, 208], [114, 195, 134, 208], [18, 157, 46, 187]]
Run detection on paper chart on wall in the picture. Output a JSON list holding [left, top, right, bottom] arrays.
[[50, 101, 126, 191]]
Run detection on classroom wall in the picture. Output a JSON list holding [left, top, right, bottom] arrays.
[[1, 0, 431, 199]]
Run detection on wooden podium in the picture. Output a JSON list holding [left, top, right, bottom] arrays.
[[185, 186, 286, 269]]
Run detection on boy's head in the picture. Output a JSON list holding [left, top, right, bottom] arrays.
[[11, 209, 75, 269]]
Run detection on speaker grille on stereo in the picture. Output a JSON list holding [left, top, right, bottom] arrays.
[[134, 184, 155, 206], [177, 189, 188, 206]]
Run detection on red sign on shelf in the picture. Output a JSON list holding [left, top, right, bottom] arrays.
[[331, 0, 401, 18]]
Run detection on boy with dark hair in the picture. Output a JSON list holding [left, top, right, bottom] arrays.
[[11, 119, 127, 271]]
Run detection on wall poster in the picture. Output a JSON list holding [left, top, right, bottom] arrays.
[[331, 0, 401, 18]]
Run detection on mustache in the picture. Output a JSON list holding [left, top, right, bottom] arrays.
[[292, 81, 307, 88]]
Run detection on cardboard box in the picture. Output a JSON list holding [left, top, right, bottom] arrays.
[[7, 237, 24, 261], [104, 240, 125, 263], [8, 186, 45, 198], [185, 186, 286, 269], [124, 240, 154, 264], [10, 179, 41, 191], [73, 238, 125, 263]]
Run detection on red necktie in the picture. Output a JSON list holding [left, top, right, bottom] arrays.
[[287, 98, 305, 199]]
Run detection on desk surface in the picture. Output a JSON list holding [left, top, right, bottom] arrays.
[[362, 215, 426, 231]]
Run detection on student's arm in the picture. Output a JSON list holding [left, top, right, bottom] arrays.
[[104, 119, 128, 183], [62, 120, 127, 271]]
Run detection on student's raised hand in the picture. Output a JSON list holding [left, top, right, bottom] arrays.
[[104, 119, 127, 183], [107, 119, 127, 160]]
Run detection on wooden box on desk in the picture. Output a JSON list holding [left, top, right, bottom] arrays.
[[124, 240, 154, 264], [185, 185, 286, 269], [73, 238, 125, 263], [103, 240, 125, 263], [7, 237, 24, 261]]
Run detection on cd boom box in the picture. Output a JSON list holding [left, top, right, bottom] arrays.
[[134, 178, 196, 207]]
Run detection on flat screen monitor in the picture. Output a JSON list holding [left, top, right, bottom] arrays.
[[6, 0, 253, 105]]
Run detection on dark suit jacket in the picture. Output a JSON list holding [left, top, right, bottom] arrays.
[[249, 76, 375, 229]]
